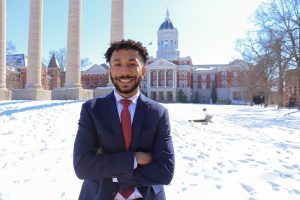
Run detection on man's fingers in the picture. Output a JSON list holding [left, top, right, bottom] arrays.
[[135, 152, 153, 165]]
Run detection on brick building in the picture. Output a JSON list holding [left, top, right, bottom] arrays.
[[140, 10, 250, 104]]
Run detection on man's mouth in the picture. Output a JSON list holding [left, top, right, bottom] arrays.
[[116, 77, 135, 83]]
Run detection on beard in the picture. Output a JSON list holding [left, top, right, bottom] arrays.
[[110, 73, 142, 95]]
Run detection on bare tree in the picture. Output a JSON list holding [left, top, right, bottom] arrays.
[[48, 48, 93, 71], [6, 41, 16, 55], [236, 30, 277, 106], [237, 0, 300, 107], [258, 0, 300, 107], [80, 57, 92, 70]]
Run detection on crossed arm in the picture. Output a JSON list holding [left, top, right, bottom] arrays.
[[73, 103, 175, 186]]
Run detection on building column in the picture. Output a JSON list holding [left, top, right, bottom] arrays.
[[164, 69, 166, 88], [173, 69, 176, 87], [65, 0, 82, 89], [26, 0, 43, 89], [52, 0, 92, 100], [13, 0, 51, 100], [0, 0, 10, 100], [173, 69, 177, 102], [147, 69, 151, 97], [94, 0, 124, 97], [111, 0, 124, 42], [156, 69, 158, 88]]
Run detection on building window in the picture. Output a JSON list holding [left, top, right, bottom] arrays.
[[221, 80, 227, 88], [152, 71, 157, 79], [193, 73, 198, 81], [160, 80, 164, 87], [202, 82, 206, 89], [201, 73, 206, 81], [233, 80, 238, 87], [167, 80, 173, 86], [210, 73, 215, 81], [179, 80, 184, 88], [193, 82, 198, 89], [183, 80, 188, 88], [151, 92, 156, 100], [183, 71, 187, 79], [167, 70, 173, 79], [159, 71, 164, 79], [233, 71, 238, 78], [221, 71, 227, 79], [179, 71, 184, 79]]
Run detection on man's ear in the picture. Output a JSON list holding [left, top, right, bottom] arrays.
[[142, 66, 146, 76], [108, 64, 111, 72]]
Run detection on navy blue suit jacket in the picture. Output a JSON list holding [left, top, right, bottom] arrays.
[[73, 92, 175, 200]]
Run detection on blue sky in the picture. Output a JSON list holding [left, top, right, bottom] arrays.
[[6, 0, 265, 66]]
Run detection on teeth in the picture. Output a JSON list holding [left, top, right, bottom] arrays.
[[118, 78, 133, 83]]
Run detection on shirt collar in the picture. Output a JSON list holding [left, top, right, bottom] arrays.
[[114, 90, 140, 105]]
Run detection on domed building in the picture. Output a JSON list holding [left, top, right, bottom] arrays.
[[156, 9, 180, 60], [141, 10, 250, 104]]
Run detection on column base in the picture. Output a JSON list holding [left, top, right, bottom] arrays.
[[52, 87, 93, 100], [0, 89, 12, 100], [12, 88, 51, 100], [93, 86, 114, 98]]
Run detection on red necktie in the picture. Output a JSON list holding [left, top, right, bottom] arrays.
[[119, 99, 134, 199], [120, 99, 132, 150]]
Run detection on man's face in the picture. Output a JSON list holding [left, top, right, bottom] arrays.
[[109, 49, 146, 98]]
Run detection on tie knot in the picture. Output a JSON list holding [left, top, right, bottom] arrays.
[[120, 99, 132, 108]]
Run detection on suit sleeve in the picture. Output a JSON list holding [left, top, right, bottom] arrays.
[[73, 101, 135, 180], [119, 108, 175, 187]]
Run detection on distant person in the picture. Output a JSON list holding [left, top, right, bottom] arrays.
[[188, 108, 213, 124], [73, 39, 175, 200]]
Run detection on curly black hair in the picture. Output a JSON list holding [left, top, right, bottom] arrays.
[[104, 39, 149, 64]]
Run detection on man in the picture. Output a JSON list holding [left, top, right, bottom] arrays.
[[73, 39, 175, 200]]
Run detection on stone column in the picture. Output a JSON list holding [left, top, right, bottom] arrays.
[[52, 0, 92, 100], [94, 0, 124, 97], [65, 0, 81, 89], [156, 70, 158, 88], [111, 0, 124, 42], [13, 0, 51, 100], [26, 0, 43, 89], [173, 69, 177, 102], [164, 69, 166, 88], [0, 0, 10, 100]]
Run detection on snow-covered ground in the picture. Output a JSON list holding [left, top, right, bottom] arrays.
[[0, 100, 299, 200]]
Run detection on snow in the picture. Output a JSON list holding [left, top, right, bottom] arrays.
[[0, 101, 300, 200]]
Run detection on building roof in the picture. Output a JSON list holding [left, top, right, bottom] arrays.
[[82, 64, 107, 75], [48, 54, 60, 68], [159, 9, 175, 30], [147, 58, 177, 69]]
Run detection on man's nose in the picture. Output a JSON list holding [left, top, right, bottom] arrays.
[[118, 65, 131, 74]]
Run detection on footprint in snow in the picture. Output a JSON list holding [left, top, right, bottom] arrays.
[[268, 181, 280, 191]]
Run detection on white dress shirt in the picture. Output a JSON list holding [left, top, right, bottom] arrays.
[[113, 90, 142, 200]]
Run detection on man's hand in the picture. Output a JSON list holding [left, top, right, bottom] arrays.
[[135, 152, 153, 165], [96, 147, 104, 155]]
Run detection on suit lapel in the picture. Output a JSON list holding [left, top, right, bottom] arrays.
[[105, 92, 125, 150], [130, 94, 149, 151]]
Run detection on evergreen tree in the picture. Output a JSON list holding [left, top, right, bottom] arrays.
[[191, 90, 199, 103], [177, 89, 187, 103], [211, 84, 217, 104]]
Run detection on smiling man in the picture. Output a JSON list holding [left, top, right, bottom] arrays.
[[73, 39, 175, 200]]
